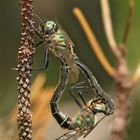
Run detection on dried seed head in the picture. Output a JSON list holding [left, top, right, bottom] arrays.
[[17, 1, 35, 139], [23, 83, 28, 88], [20, 88, 25, 93], [22, 107, 26, 112], [22, 132, 27, 137]]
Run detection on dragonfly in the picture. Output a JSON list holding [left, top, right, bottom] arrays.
[[29, 14, 115, 139], [56, 93, 108, 140]]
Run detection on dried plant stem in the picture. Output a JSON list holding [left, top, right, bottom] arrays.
[[111, 44, 132, 140], [17, 0, 35, 139], [131, 62, 140, 87], [110, 1, 135, 139], [100, 1, 135, 139], [122, 0, 134, 44], [100, 0, 117, 55], [111, 87, 132, 140], [73, 7, 116, 78]]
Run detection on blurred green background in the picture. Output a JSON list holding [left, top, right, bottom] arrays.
[[0, 0, 140, 139]]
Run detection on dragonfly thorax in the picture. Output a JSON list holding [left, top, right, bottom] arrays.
[[73, 108, 95, 130]]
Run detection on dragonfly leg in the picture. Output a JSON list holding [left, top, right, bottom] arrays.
[[29, 20, 43, 39], [50, 63, 73, 129], [34, 40, 44, 48], [32, 48, 49, 70]]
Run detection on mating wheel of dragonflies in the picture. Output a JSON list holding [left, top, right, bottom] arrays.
[[29, 13, 115, 140]]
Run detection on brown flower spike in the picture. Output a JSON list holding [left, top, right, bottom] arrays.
[[17, 0, 35, 139]]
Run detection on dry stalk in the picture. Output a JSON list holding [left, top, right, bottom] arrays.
[[122, 0, 134, 44], [100, 0, 117, 55], [17, 0, 35, 139], [73, 7, 116, 78], [131, 62, 140, 87], [110, 44, 132, 140]]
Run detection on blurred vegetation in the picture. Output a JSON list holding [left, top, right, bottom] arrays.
[[0, 0, 140, 139]]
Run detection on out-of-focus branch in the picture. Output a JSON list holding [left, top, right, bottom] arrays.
[[31, 73, 47, 102], [73, 1, 137, 140], [17, 0, 35, 139], [100, 0, 117, 55], [73, 7, 116, 78], [33, 88, 53, 140], [122, 0, 134, 44], [108, 1, 135, 140], [131, 62, 140, 87]]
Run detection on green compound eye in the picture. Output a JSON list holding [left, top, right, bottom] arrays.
[[42, 20, 57, 35], [44, 22, 52, 31], [47, 23, 52, 28], [47, 21, 54, 28]]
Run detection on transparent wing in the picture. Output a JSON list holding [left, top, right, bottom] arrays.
[[54, 19, 75, 46], [56, 130, 83, 140], [70, 79, 99, 101]]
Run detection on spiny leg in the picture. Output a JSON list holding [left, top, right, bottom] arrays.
[[27, 21, 49, 71], [28, 19, 50, 70], [34, 40, 44, 48], [41, 48, 49, 69], [33, 48, 49, 70], [29, 19, 43, 39], [29, 18, 49, 69]]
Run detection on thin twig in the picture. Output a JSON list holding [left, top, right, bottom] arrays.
[[131, 62, 140, 87], [100, 0, 117, 55], [73, 7, 116, 78], [17, 0, 35, 139], [122, 0, 134, 44]]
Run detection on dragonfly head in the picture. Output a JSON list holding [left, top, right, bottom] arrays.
[[39, 20, 58, 36], [87, 99, 107, 114]]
